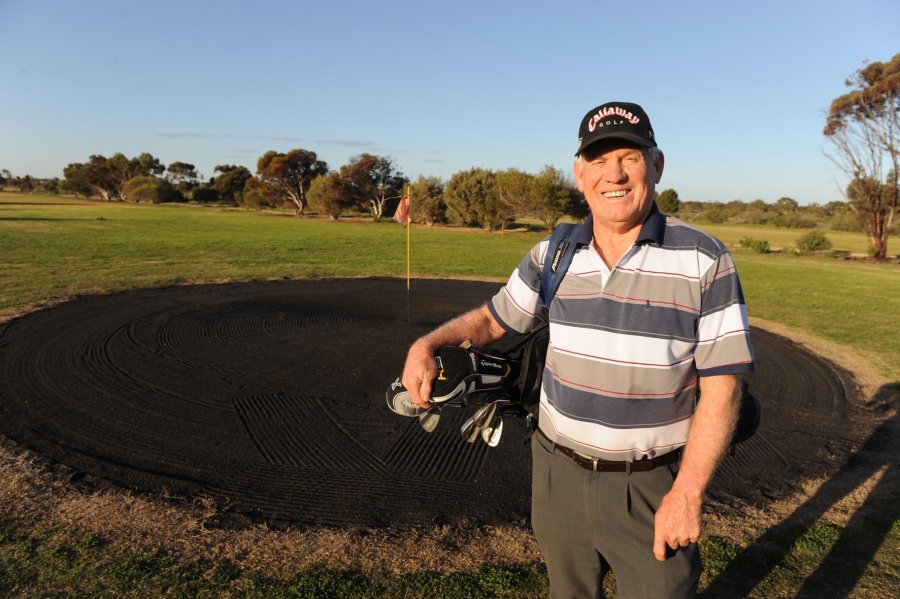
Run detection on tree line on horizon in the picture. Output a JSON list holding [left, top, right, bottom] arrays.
[[2, 53, 896, 251], [10, 148, 592, 231], [0, 157, 870, 234]]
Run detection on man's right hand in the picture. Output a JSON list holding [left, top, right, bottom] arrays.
[[399, 304, 507, 410], [401, 340, 438, 409]]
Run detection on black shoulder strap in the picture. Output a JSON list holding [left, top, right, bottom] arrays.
[[539, 223, 579, 309]]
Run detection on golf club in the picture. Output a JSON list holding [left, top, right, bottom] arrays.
[[482, 413, 504, 447], [479, 399, 513, 446], [418, 406, 442, 433], [461, 403, 492, 443]]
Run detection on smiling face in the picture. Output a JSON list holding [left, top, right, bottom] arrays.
[[574, 140, 664, 234]]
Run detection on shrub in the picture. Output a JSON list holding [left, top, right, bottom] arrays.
[[656, 188, 680, 214], [191, 187, 220, 203], [772, 213, 817, 228], [828, 212, 863, 232], [154, 180, 185, 203], [239, 188, 268, 211], [739, 237, 770, 254], [307, 173, 355, 219], [121, 176, 185, 204], [698, 207, 727, 223], [795, 230, 833, 255], [732, 208, 773, 225]]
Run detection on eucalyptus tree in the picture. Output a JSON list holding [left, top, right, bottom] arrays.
[[824, 53, 899, 258], [256, 149, 328, 215]]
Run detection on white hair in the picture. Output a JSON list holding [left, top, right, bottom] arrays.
[[579, 145, 662, 163], [644, 147, 662, 161]]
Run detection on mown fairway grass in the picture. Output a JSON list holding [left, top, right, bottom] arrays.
[[0, 193, 531, 309], [2, 192, 898, 597]]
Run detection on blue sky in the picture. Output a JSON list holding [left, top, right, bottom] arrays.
[[1, 0, 896, 204]]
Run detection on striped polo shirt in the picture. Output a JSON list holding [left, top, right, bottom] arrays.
[[488, 204, 754, 461]]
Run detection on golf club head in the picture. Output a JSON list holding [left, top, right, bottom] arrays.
[[386, 377, 426, 417], [461, 404, 490, 443], [466, 402, 498, 444], [482, 401, 499, 426], [477, 401, 500, 445], [418, 407, 441, 433], [482, 414, 504, 447]]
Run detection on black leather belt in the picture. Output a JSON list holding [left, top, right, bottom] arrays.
[[536, 427, 682, 472]]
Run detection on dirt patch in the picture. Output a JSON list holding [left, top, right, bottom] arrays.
[[0, 278, 893, 574]]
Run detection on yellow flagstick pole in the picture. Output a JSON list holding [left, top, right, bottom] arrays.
[[406, 183, 411, 323]]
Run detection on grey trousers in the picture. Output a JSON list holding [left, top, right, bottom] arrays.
[[531, 431, 700, 599]]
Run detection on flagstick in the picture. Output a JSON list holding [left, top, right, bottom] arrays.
[[406, 183, 411, 323]]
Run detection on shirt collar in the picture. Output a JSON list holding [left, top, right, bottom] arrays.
[[573, 202, 665, 247], [637, 202, 666, 246]]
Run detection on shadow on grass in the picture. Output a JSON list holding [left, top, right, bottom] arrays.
[[702, 385, 899, 597], [0, 217, 100, 222]]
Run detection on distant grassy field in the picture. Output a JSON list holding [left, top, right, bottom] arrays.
[[699, 222, 874, 254]]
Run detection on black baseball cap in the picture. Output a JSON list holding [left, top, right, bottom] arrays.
[[575, 101, 656, 156]]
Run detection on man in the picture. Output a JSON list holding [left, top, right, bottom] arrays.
[[401, 101, 753, 597]]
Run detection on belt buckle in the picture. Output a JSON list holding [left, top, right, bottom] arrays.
[[572, 451, 600, 472], [574, 450, 599, 472]]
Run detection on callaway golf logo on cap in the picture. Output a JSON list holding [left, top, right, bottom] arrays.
[[587, 105, 641, 128], [575, 101, 656, 155]]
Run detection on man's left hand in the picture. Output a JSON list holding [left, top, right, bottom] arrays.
[[652, 374, 739, 561], [652, 487, 702, 561]]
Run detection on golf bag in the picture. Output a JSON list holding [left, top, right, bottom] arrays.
[[506, 222, 581, 421]]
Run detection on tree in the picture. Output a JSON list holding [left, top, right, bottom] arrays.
[[408, 175, 446, 226], [18, 175, 35, 193], [62, 153, 165, 202], [531, 166, 584, 229], [0, 169, 8, 189], [824, 53, 899, 259], [822, 200, 851, 216], [775, 196, 799, 212], [444, 168, 502, 229], [240, 178, 269, 211], [112, 153, 165, 200], [166, 161, 199, 192], [121, 175, 185, 204], [39, 178, 60, 195], [132, 153, 165, 178], [656, 188, 681, 214], [256, 149, 328, 215], [212, 164, 252, 204], [63, 156, 117, 201], [60, 172, 91, 197], [336, 153, 408, 220], [307, 172, 356, 219], [749, 199, 770, 212], [494, 168, 533, 225]]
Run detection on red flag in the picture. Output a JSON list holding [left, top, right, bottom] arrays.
[[393, 195, 410, 226]]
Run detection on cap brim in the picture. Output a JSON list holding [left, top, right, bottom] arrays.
[[575, 132, 655, 156]]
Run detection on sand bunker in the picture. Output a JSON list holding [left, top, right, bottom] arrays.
[[0, 278, 863, 527]]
